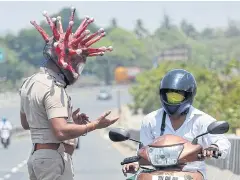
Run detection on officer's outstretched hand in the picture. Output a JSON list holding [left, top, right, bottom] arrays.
[[93, 111, 119, 129]]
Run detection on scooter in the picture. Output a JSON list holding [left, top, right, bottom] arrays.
[[109, 121, 229, 180], [0, 128, 11, 149]]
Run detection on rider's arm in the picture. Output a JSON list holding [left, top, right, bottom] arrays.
[[20, 112, 30, 130], [199, 115, 231, 159], [44, 86, 96, 141]]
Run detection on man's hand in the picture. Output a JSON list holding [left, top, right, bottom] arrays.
[[122, 163, 139, 177], [72, 108, 90, 125], [93, 111, 119, 129], [202, 144, 219, 158]]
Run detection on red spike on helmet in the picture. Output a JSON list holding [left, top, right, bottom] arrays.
[[31, 8, 113, 79]]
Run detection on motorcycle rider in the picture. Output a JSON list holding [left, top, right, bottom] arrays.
[[122, 69, 231, 179], [0, 117, 13, 146], [19, 7, 118, 180]]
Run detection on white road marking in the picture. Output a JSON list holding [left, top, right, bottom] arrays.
[[10, 167, 18, 173], [3, 174, 11, 179], [0, 159, 28, 179]]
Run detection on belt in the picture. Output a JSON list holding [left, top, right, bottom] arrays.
[[34, 143, 74, 156]]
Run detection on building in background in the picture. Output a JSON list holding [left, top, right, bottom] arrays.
[[153, 44, 192, 68]]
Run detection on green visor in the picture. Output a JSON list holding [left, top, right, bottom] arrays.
[[166, 92, 185, 104]]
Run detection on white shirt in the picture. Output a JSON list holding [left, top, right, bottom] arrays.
[[140, 106, 231, 179], [0, 121, 13, 139]]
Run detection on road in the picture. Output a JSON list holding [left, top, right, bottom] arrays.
[[0, 85, 133, 180]]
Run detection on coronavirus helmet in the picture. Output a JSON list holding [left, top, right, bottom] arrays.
[[31, 7, 113, 85]]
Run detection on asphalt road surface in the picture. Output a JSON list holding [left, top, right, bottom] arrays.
[[0, 85, 133, 180]]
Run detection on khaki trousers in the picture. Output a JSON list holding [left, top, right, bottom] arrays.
[[27, 143, 74, 180]]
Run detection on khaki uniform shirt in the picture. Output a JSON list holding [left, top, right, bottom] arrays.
[[19, 67, 78, 147]]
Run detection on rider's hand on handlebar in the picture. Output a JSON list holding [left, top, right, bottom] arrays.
[[202, 144, 219, 158], [93, 111, 119, 129], [122, 163, 139, 177]]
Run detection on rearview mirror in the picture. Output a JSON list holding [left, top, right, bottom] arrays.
[[207, 121, 229, 134], [192, 121, 229, 145], [109, 128, 130, 142]]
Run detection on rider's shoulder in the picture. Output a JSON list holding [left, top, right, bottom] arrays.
[[142, 108, 164, 124], [191, 106, 216, 123]]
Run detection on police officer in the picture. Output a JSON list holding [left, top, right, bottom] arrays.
[[19, 8, 117, 180]]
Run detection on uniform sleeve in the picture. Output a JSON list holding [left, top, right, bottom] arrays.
[[43, 85, 69, 120], [200, 116, 231, 159], [140, 116, 155, 146]]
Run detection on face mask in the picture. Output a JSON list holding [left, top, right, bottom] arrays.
[[78, 62, 86, 75]]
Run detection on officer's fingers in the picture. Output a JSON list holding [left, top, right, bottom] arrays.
[[82, 114, 90, 120], [73, 108, 80, 116], [101, 111, 111, 119], [79, 113, 86, 118], [109, 117, 119, 124]]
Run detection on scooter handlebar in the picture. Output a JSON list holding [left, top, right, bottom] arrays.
[[120, 156, 140, 165], [198, 150, 222, 159]]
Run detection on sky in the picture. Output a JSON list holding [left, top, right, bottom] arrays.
[[1, 1, 240, 35]]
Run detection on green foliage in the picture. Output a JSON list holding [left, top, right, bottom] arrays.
[[0, 6, 240, 130], [129, 60, 240, 130]]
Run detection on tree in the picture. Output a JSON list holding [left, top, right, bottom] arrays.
[[201, 28, 215, 39], [225, 19, 240, 37], [161, 13, 172, 30], [111, 18, 118, 28], [180, 19, 198, 38], [134, 19, 149, 39]]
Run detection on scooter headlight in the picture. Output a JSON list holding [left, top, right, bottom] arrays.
[[147, 144, 184, 167]]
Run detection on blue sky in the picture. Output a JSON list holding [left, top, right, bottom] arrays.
[[1, 1, 240, 35]]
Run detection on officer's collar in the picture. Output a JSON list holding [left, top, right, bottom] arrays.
[[40, 67, 66, 87]]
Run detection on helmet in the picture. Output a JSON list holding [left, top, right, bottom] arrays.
[[159, 69, 197, 116], [31, 7, 113, 85]]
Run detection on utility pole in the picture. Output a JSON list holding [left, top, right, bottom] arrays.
[[117, 89, 121, 117]]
